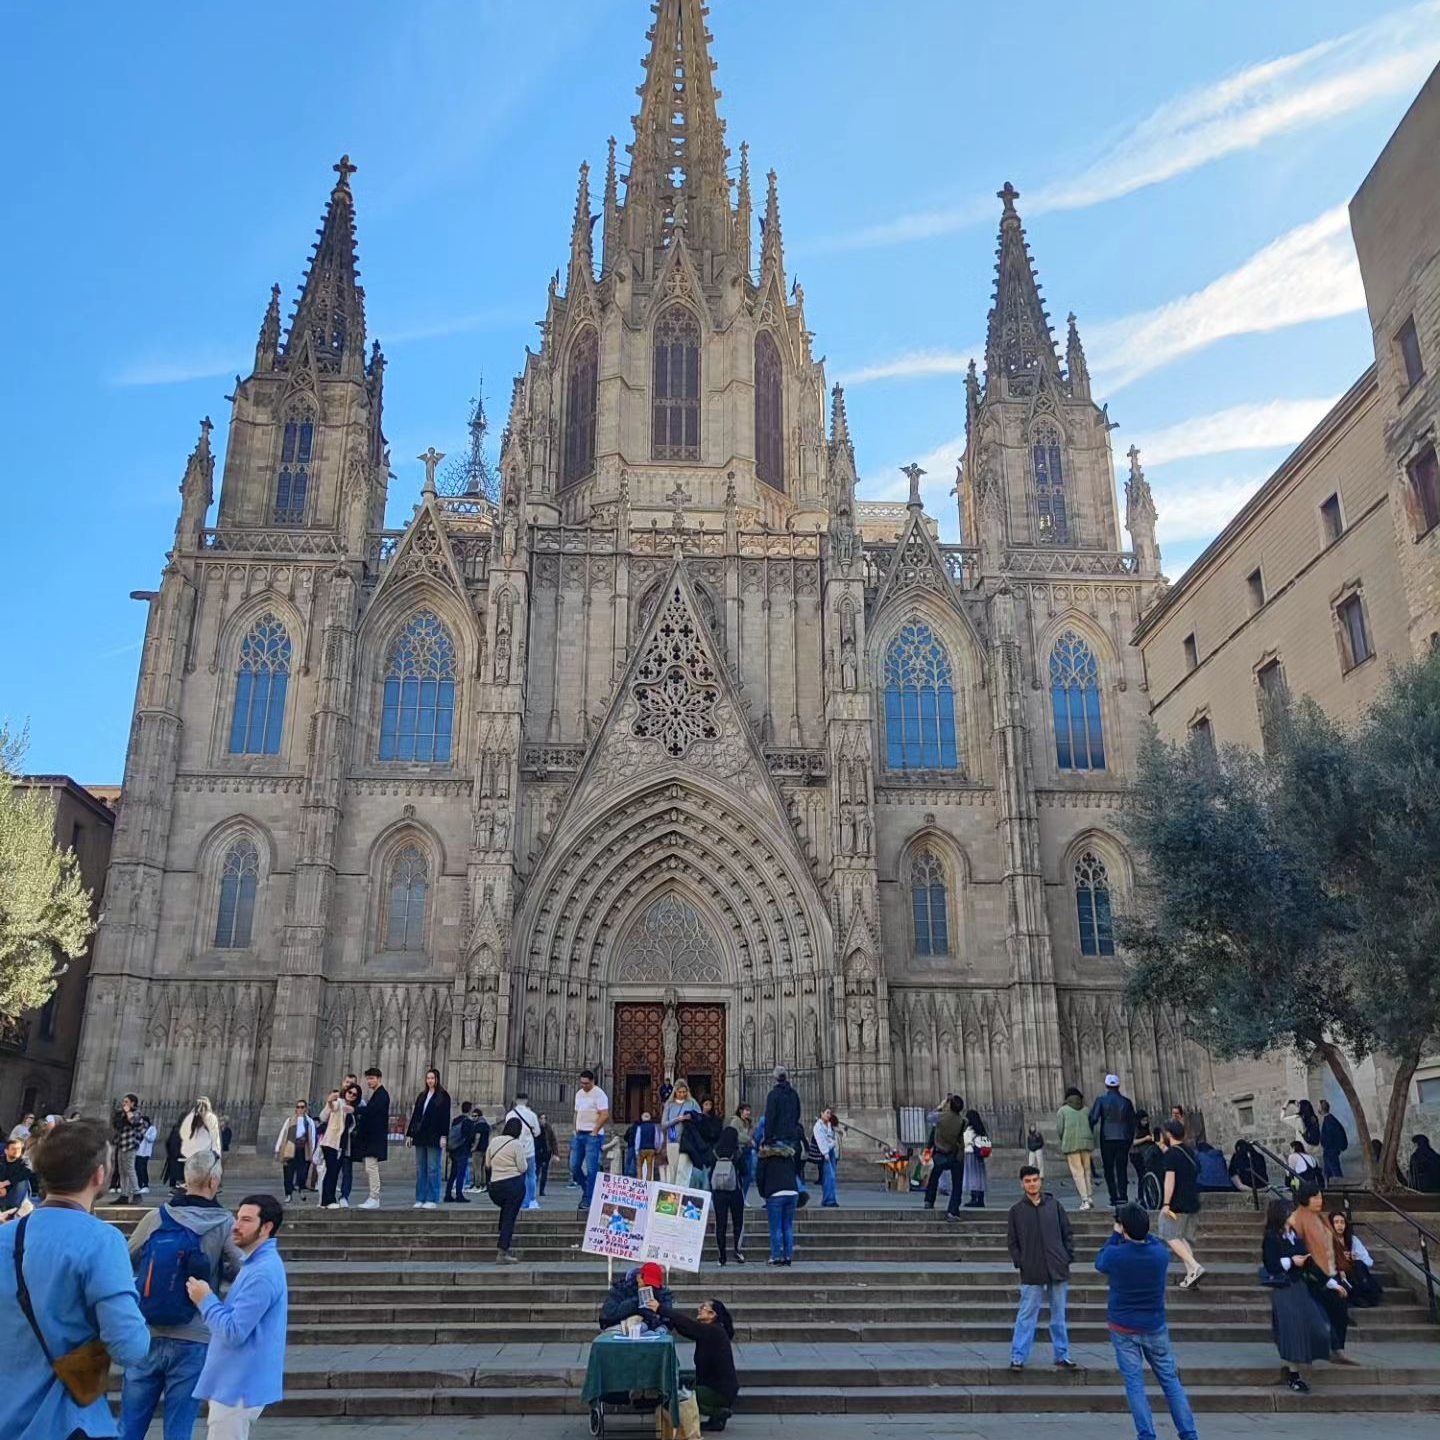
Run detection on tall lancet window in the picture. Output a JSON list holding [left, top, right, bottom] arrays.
[[215, 838, 259, 949], [274, 413, 314, 526], [652, 306, 701, 461], [229, 613, 292, 755], [1074, 850, 1116, 956], [384, 845, 429, 952], [884, 622, 959, 771], [1050, 630, 1106, 771], [754, 331, 784, 490], [379, 612, 457, 763], [910, 850, 950, 956], [1032, 421, 1068, 544], [562, 328, 599, 486]]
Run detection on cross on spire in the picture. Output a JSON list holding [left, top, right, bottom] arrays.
[[998, 180, 1020, 212], [334, 154, 358, 184]]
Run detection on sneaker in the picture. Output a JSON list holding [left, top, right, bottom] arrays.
[[324, 1202, 341, 1210], [138, 1187, 150, 1195], [497, 1250, 520, 1265], [767, 1257, 783, 1266], [734, 1251, 746, 1265], [524, 1202, 541, 1211], [1288, 1374, 1310, 1393], [781, 1258, 793, 1267], [718, 1256, 727, 1266], [1009, 1361, 1024, 1372], [1180, 1264, 1206, 1290], [413, 1202, 425, 1209], [1054, 1359, 1079, 1371], [338, 1198, 349, 1208], [1079, 1199, 1093, 1211], [359, 1198, 380, 1210], [422, 1201, 437, 1209]]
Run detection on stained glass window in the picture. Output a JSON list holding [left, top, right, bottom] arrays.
[[229, 613, 292, 755], [1032, 421, 1069, 544], [385, 845, 428, 951], [274, 416, 314, 526], [215, 838, 259, 948], [562, 328, 599, 486], [911, 850, 949, 956], [754, 331, 784, 490], [1075, 850, 1115, 956], [379, 612, 457, 762], [652, 307, 701, 461], [884, 622, 959, 771], [1050, 630, 1105, 771]]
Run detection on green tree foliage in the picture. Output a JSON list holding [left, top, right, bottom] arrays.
[[1119, 652, 1440, 1187], [0, 726, 95, 1018]]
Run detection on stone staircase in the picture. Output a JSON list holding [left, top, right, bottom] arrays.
[[102, 1198, 1440, 1420]]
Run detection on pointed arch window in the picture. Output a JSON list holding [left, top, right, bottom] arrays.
[[884, 622, 959, 771], [274, 413, 314, 526], [1050, 630, 1105, 771], [754, 331, 784, 490], [379, 612, 457, 763], [384, 844, 429, 952], [1032, 421, 1069, 544], [1074, 850, 1115, 956], [910, 850, 950, 956], [563, 328, 599, 486], [215, 838, 259, 949], [652, 306, 701, 461], [229, 614, 292, 755]]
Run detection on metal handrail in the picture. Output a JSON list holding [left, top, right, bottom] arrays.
[[1244, 1140, 1294, 1209], [1344, 1187, 1440, 1323]]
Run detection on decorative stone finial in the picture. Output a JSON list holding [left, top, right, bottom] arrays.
[[418, 447, 445, 494], [901, 463, 926, 509]]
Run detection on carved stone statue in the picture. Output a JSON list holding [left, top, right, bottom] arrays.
[[494, 634, 512, 684], [806, 1005, 821, 1066], [859, 996, 878, 1052], [494, 810, 511, 849], [479, 991, 498, 1051], [462, 993, 480, 1051], [840, 638, 858, 691], [741, 1013, 756, 1069], [662, 989, 680, 1080], [846, 1007, 862, 1053]]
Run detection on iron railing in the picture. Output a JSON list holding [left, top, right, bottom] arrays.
[[1344, 1188, 1440, 1324]]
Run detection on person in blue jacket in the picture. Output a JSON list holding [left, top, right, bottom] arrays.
[[185, 1192, 289, 1439], [1094, 1203, 1199, 1440], [0, 1119, 151, 1440]]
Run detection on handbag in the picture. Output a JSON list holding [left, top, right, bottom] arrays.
[[973, 1133, 993, 1159], [14, 1214, 112, 1406], [1257, 1263, 1290, 1288]]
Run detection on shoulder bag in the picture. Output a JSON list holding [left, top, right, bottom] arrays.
[[14, 1213, 112, 1405]]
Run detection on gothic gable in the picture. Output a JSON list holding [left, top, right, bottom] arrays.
[[368, 497, 471, 605], [870, 507, 963, 619]]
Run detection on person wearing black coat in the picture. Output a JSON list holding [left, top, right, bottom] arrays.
[[654, 1297, 739, 1430], [762, 1070, 803, 1151], [352, 1068, 391, 1209], [406, 1068, 451, 1208], [1260, 1198, 1331, 1392], [756, 1143, 802, 1265], [684, 1099, 723, 1188], [162, 1121, 185, 1191], [1005, 1167, 1076, 1370]]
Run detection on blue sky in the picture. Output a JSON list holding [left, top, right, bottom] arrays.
[[4, 1, 1438, 780]]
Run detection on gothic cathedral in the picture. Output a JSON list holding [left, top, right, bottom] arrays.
[[74, 0, 1200, 1138]]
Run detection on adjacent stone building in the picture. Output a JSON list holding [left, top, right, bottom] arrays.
[[73, 0, 1192, 1139], [1, 778, 114, 1123], [1133, 63, 1440, 1145]]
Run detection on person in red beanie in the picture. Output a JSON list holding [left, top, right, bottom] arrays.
[[598, 1261, 675, 1330]]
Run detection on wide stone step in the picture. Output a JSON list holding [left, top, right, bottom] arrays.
[[246, 1383, 1440, 1418]]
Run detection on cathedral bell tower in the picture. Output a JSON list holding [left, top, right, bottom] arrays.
[[215, 157, 389, 552], [505, 0, 833, 532]]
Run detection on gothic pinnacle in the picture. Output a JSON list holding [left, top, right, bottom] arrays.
[[601, 136, 620, 272], [985, 178, 1059, 389], [285, 154, 366, 374], [255, 282, 282, 372], [761, 167, 784, 277], [1066, 311, 1091, 397], [570, 160, 593, 278], [736, 141, 752, 274], [829, 383, 853, 455]]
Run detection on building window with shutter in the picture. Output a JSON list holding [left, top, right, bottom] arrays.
[[1335, 592, 1374, 672]]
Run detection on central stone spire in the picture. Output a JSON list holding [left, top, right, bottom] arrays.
[[623, 0, 733, 263]]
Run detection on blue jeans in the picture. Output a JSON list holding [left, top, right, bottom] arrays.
[[414, 1145, 442, 1203], [737, 1150, 754, 1202], [1110, 1327, 1199, 1440], [820, 1156, 839, 1206], [524, 1154, 538, 1206], [766, 1193, 797, 1261], [1011, 1281, 1070, 1364], [570, 1131, 603, 1206], [120, 1334, 206, 1440]]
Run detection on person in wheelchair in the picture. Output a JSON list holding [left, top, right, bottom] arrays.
[[1132, 1127, 1165, 1209]]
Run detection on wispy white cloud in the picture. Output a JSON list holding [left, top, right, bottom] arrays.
[[1152, 472, 1273, 547], [1126, 396, 1341, 467], [1089, 207, 1364, 391], [109, 352, 238, 387], [381, 306, 531, 346], [836, 347, 978, 387], [825, 2, 1440, 251]]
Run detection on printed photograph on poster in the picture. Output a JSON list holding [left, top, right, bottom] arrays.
[[582, 1173, 652, 1263], [643, 1184, 711, 1272]]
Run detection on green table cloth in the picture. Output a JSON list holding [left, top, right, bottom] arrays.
[[581, 1330, 681, 1424]]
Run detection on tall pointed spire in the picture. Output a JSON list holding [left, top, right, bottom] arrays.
[[760, 168, 784, 281], [569, 161, 593, 284], [1066, 311, 1091, 399], [175, 417, 215, 548], [829, 383, 853, 460], [601, 136, 621, 274], [1125, 445, 1162, 579], [255, 283, 281, 373], [284, 155, 366, 376], [624, 0, 731, 259], [736, 141, 752, 276], [984, 181, 1059, 395]]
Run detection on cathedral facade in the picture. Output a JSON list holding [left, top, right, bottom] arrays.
[[73, 0, 1202, 1139]]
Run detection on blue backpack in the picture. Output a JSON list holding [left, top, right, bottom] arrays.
[[136, 1209, 210, 1326]]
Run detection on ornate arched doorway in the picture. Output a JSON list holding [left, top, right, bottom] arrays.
[[611, 892, 729, 1120]]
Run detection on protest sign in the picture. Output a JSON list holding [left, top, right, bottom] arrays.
[[643, 1183, 711, 1272], [582, 1173, 652, 1263]]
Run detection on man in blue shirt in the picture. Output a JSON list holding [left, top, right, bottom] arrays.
[[0, 1118, 151, 1440], [185, 1192, 289, 1439], [1094, 1203, 1199, 1440]]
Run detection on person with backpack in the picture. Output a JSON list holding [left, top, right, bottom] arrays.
[[1319, 1100, 1349, 1180], [632, 1110, 664, 1181], [711, 1126, 746, 1264], [924, 1095, 967, 1218], [444, 1101, 478, 1203], [961, 1109, 992, 1208], [1287, 1140, 1324, 1194], [120, 1151, 244, 1440]]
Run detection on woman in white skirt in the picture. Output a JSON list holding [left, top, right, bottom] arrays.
[[961, 1109, 990, 1208]]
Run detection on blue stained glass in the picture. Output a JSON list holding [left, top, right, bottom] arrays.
[[884, 622, 960, 772], [379, 612, 457, 763], [215, 839, 259, 948], [1075, 851, 1115, 957], [385, 845, 428, 951], [1049, 630, 1105, 772], [229, 615, 291, 755], [911, 851, 950, 956]]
